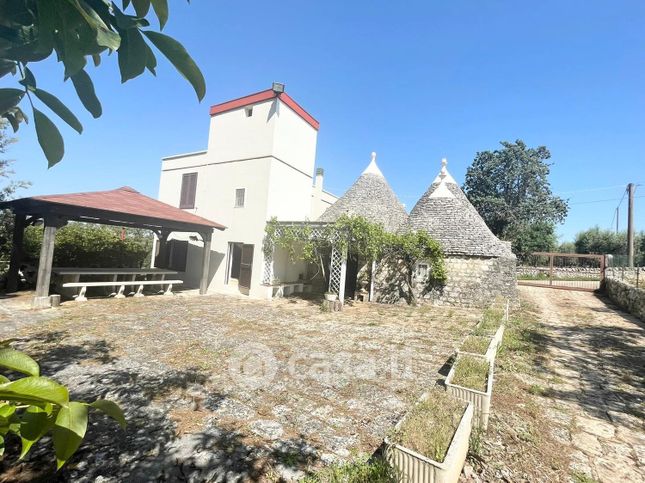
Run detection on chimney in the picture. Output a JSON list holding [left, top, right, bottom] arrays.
[[314, 168, 324, 192]]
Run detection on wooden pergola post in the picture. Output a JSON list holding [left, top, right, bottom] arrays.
[[199, 231, 212, 295], [154, 230, 171, 268], [6, 213, 26, 293], [33, 216, 67, 308]]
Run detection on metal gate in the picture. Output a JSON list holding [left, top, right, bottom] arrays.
[[518, 252, 605, 292]]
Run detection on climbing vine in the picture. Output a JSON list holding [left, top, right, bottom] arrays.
[[265, 215, 447, 294]]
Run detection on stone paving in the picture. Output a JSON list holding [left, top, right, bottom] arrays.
[[0, 292, 479, 482], [522, 287, 645, 482]]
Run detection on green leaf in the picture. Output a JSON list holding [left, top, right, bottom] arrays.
[[18, 66, 36, 89], [53, 402, 88, 469], [0, 403, 15, 418], [19, 406, 52, 459], [0, 375, 9, 384], [70, 69, 102, 118], [34, 88, 83, 134], [33, 108, 65, 168], [0, 348, 40, 376], [151, 0, 168, 30], [143, 41, 157, 75], [69, 0, 122, 51], [89, 400, 126, 429], [0, 88, 25, 116], [0, 435, 4, 457], [0, 377, 69, 406], [143, 31, 205, 101], [0, 59, 17, 78], [117, 27, 148, 82], [132, 0, 151, 17]]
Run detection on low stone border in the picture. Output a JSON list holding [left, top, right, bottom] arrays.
[[384, 396, 474, 483], [445, 357, 495, 430]]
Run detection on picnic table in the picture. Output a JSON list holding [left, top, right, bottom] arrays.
[[53, 267, 180, 301]]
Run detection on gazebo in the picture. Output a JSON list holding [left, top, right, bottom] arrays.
[[0, 186, 225, 307]]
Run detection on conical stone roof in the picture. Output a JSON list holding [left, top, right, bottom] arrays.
[[408, 159, 513, 258], [318, 153, 408, 232]]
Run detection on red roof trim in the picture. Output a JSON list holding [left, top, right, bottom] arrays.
[[209, 89, 320, 131]]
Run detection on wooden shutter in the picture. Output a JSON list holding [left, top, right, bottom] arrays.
[[239, 244, 254, 289], [180, 172, 198, 209]]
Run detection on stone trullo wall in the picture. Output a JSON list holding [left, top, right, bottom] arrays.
[[372, 255, 517, 308]]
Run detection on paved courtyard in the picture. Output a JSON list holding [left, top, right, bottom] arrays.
[[0, 293, 479, 482]]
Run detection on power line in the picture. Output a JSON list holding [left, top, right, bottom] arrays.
[[570, 194, 644, 205]]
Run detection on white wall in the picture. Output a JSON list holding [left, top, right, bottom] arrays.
[[158, 91, 323, 298], [206, 99, 276, 163]]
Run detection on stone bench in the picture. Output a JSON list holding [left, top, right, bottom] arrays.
[[265, 282, 312, 298], [63, 280, 183, 302]]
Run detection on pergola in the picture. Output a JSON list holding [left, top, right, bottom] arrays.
[[0, 186, 225, 307], [262, 221, 352, 303]]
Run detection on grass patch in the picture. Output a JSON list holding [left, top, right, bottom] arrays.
[[474, 306, 504, 335], [451, 356, 489, 392], [301, 455, 395, 483], [390, 388, 466, 463], [527, 384, 552, 397], [460, 335, 491, 355], [571, 470, 599, 483]]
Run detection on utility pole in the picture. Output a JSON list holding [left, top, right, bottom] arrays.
[[627, 183, 635, 267]]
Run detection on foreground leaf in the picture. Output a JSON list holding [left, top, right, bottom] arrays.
[[34, 89, 83, 134], [53, 402, 88, 469], [151, 0, 168, 30], [19, 406, 53, 459], [0, 88, 25, 116], [0, 377, 69, 406], [117, 27, 148, 82], [89, 400, 126, 429], [33, 108, 65, 167], [0, 348, 40, 376], [70, 70, 102, 118], [143, 31, 205, 100]]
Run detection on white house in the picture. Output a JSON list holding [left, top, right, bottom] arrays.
[[156, 84, 336, 298]]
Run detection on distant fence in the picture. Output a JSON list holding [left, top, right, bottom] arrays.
[[517, 252, 605, 292], [605, 267, 642, 289]]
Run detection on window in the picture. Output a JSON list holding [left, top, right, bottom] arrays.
[[416, 263, 429, 279], [245, 106, 253, 117], [179, 172, 198, 209], [235, 188, 245, 208]]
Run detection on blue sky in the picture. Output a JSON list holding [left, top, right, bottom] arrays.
[[6, 0, 644, 241]]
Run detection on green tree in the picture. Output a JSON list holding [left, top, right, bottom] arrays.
[[0, 120, 28, 270], [573, 227, 643, 263], [0, 0, 205, 166], [23, 222, 153, 269], [463, 140, 568, 260]]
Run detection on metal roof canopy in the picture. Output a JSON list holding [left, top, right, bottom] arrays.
[[1, 187, 225, 307]]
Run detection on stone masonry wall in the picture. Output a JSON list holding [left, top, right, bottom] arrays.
[[373, 255, 517, 308], [604, 277, 645, 321]]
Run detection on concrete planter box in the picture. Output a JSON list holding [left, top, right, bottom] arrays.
[[456, 335, 497, 363], [384, 396, 474, 483], [324, 293, 337, 301], [445, 357, 494, 430]]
